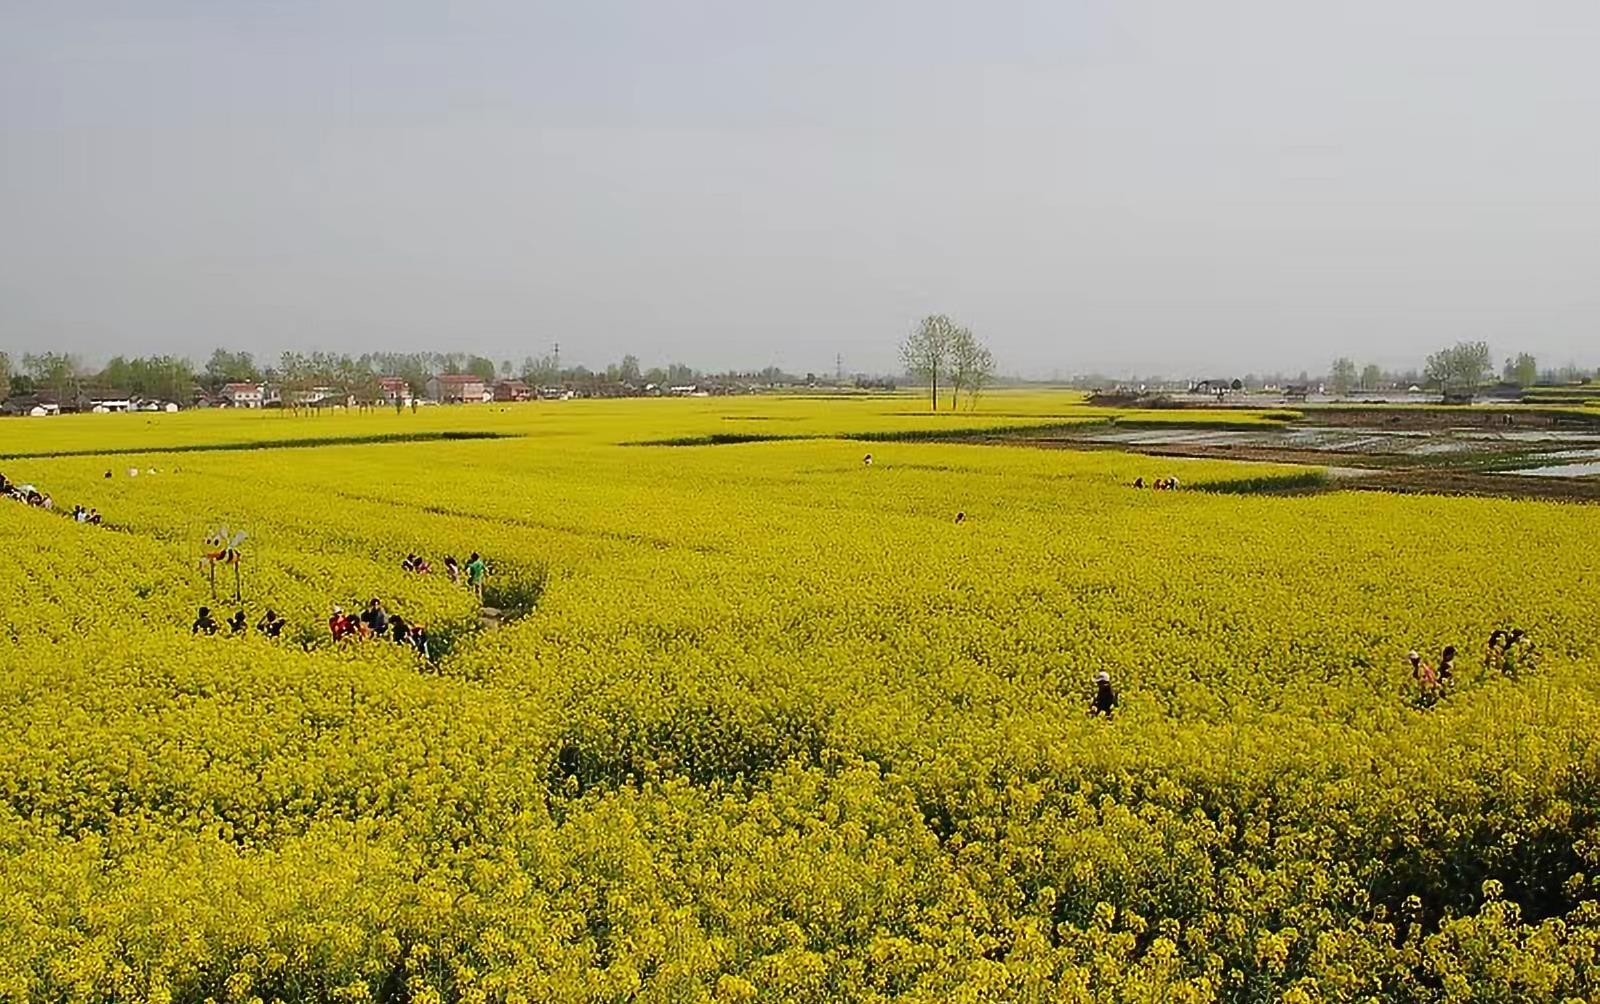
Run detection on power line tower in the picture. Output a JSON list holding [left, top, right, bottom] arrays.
[[553, 342, 560, 375], [835, 353, 844, 384]]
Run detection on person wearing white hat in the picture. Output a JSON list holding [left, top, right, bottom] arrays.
[[1091, 671, 1117, 718], [328, 605, 353, 641]]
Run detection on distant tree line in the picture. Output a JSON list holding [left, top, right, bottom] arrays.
[[0, 345, 895, 406], [1323, 343, 1582, 398]]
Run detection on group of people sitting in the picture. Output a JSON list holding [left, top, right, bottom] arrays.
[[1, 472, 107, 524], [402, 551, 489, 598], [1408, 628, 1537, 705], [3, 483, 51, 509], [329, 598, 431, 659], [189, 545, 492, 660], [193, 596, 431, 658], [1131, 476, 1181, 490], [191, 606, 286, 638]]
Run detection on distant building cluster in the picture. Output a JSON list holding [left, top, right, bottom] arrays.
[[1, 373, 861, 417]]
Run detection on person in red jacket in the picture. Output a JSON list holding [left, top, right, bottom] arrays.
[[328, 605, 354, 641]]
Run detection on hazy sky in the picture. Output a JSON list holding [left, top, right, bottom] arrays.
[[2, 1, 1597, 377]]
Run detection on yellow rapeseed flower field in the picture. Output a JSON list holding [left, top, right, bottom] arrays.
[[1, 391, 1597, 1002]]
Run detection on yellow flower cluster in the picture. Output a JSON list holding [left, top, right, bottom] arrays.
[[1, 393, 1597, 1002]]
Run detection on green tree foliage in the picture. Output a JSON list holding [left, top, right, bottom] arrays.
[[1503, 353, 1538, 388], [95, 355, 196, 401], [361, 353, 434, 397], [21, 351, 80, 398], [203, 349, 261, 390], [519, 354, 559, 385], [1424, 341, 1492, 396], [1360, 363, 1384, 391], [1329, 357, 1358, 395]]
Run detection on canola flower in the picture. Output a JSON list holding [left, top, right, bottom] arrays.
[[0, 393, 1598, 1002]]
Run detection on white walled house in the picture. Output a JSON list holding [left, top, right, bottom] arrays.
[[220, 382, 265, 408], [377, 377, 412, 405]]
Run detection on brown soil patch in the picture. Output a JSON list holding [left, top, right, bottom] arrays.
[[953, 434, 1600, 503]]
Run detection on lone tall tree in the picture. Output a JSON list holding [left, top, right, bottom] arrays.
[[901, 315, 960, 412], [950, 328, 996, 410], [1329, 357, 1357, 396]]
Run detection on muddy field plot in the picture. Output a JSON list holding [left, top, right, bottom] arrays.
[[983, 408, 1600, 501]]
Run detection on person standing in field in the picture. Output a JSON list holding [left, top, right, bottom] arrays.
[[1501, 629, 1535, 676], [329, 605, 353, 641], [1484, 630, 1506, 671], [1408, 651, 1439, 705], [1091, 671, 1117, 717], [361, 598, 389, 636], [1438, 645, 1456, 689], [466, 552, 487, 600], [444, 555, 461, 585]]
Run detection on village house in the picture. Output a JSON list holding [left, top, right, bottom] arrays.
[[75, 388, 135, 413], [220, 382, 265, 408], [377, 377, 412, 405], [426, 374, 487, 403], [289, 386, 350, 408], [1, 393, 63, 417], [493, 379, 531, 402]]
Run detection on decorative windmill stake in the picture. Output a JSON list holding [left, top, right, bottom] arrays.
[[200, 527, 249, 603]]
